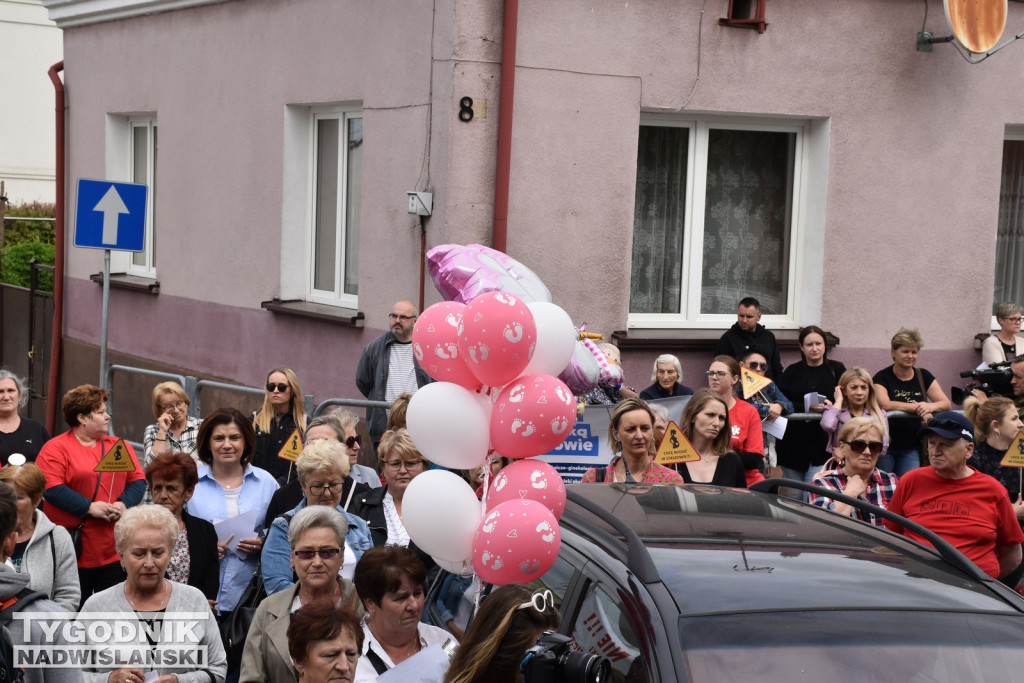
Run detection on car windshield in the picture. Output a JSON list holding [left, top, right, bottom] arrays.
[[680, 611, 1024, 681]]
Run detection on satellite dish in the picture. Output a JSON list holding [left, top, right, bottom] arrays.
[[944, 0, 1007, 53]]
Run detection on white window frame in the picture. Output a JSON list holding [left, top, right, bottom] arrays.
[[627, 114, 827, 330], [104, 113, 157, 278], [280, 103, 362, 309], [992, 127, 1024, 331]]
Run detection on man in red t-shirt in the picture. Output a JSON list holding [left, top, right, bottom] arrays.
[[885, 411, 1023, 580]]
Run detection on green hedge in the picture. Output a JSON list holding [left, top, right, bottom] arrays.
[[2, 202, 56, 292]]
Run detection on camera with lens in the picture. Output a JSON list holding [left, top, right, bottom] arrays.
[[951, 360, 1013, 405], [521, 631, 611, 683]]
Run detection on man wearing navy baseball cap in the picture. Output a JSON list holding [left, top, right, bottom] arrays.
[[884, 411, 1024, 583]]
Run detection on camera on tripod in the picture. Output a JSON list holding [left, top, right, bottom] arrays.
[[951, 360, 1013, 405], [521, 632, 611, 683]]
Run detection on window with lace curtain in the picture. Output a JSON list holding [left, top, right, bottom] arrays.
[[629, 116, 808, 328], [994, 135, 1024, 319]]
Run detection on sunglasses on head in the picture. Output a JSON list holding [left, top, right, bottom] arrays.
[[517, 589, 555, 614], [266, 382, 289, 393], [844, 439, 884, 455], [293, 548, 341, 561]]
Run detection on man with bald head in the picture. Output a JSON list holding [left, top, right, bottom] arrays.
[[356, 301, 433, 448]]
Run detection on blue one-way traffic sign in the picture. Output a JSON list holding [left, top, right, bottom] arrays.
[[74, 179, 148, 252]]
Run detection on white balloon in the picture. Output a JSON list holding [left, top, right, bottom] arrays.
[[404, 470, 483, 562], [406, 382, 490, 470], [433, 555, 475, 576], [522, 302, 577, 377]]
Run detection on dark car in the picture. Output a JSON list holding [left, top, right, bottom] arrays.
[[431, 480, 1024, 682]]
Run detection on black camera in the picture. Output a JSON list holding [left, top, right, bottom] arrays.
[[521, 632, 611, 683], [951, 361, 1014, 405]]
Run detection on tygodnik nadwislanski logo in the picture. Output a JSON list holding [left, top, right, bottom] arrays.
[[11, 611, 211, 668]]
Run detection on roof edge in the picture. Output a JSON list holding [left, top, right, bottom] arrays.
[[42, 0, 233, 28]]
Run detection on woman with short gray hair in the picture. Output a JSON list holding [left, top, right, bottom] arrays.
[[639, 354, 694, 401], [240, 506, 363, 683], [983, 302, 1024, 365], [0, 368, 50, 464]]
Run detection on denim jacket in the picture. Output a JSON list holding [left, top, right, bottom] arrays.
[[260, 499, 373, 595]]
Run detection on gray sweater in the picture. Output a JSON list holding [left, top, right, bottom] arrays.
[[78, 581, 226, 682], [10, 510, 80, 612]]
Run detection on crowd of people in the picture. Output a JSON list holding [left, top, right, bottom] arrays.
[[2, 296, 1024, 682]]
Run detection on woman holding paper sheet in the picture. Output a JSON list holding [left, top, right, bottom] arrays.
[[187, 408, 278, 615], [777, 327, 847, 493], [872, 328, 949, 478], [964, 395, 1024, 525]]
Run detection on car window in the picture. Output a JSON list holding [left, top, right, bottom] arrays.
[[527, 552, 577, 610], [569, 581, 648, 682]]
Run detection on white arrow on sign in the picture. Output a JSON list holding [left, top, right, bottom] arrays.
[[94, 186, 129, 245]]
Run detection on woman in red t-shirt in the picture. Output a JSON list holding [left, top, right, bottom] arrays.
[[707, 356, 765, 482]]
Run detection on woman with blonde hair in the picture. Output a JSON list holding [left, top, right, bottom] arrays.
[[580, 398, 683, 484], [444, 584, 561, 683], [872, 328, 950, 477], [821, 367, 888, 455], [0, 463, 80, 611], [251, 367, 310, 483], [964, 395, 1024, 523], [810, 417, 896, 526], [673, 388, 746, 487], [143, 380, 202, 467]]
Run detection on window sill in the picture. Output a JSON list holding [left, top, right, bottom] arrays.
[[261, 298, 364, 327], [89, 272, 159, 294], [612, 328, 839, 352]]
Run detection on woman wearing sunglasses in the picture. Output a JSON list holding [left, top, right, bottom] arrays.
[[810, 417, 896, 526], [251, 367, 310, 484], [445, 585, 561, 683], [240, 506, 364, 683], [262, 439, 373, 595]]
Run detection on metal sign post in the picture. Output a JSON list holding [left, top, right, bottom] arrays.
[[73, 178, 148, 390]]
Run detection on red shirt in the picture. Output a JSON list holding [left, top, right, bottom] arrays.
[[728, 399, 764, 456], [884, 466, 1024, 578], [36, 431, 145, 568]]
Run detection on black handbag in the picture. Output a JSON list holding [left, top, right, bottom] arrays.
[[218, 561, 267, 670], [72, 473, 103, 558]]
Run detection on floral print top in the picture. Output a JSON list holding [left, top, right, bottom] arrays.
[[581, 456, 685, 485], [166, 527, 190, 584]]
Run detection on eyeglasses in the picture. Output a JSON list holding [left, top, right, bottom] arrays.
[[705, 370, 730, 379], [160, 400, 186, 412], [344, 435, 361, 449], [293, 548, 341, 561], [1003, 317, 1023, 323], [388, 313, 417, 322], [306, 481, 345, 495], [744, 362, 768, 371], [517, 589, 555, 614], [266, 382, 289, 393], [843, 439, 884, 455], [384, 459, 426, 471]]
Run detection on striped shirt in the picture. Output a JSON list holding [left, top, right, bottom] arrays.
[[385, 341, 419, 403]]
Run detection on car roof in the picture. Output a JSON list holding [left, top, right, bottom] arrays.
[[562, 483, 1024, 616]]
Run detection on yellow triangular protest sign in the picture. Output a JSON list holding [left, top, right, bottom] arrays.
[[740, 367, 772, 400], [1000, 431, 1024, 468], [277, 429, 303, 462], [656, 421, 702, 464], [94, 439, 137, 472]]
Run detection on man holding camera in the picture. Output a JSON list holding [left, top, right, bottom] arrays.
[[1010, 358, 1024, 420]]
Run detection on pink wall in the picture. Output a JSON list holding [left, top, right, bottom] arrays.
[[55, 0, 1024, 404]]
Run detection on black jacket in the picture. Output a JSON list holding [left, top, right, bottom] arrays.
[[181, 510, 220, 601], [714, 323, 783, 379]]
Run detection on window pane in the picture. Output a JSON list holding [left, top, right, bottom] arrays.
[[314, 118, 340, 292], [700, 129, 795, 315], [345, 117, 362, 297], [994, 140, 1024, 312], [132, 126, 149, 268], [631, 126, 688, 314]]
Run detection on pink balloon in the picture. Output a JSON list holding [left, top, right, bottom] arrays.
[[487, 459, 566, 519], [472, 500, 560, 586], [412, 302, 481, 390], [457, 292, 537, 387], [427, 243, 552, 305], [490, 374, 576, 458]]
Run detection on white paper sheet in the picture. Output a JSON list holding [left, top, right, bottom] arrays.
[[377, 643, 451, 683], [213, 508, 262, 559], [803, 392, 826, 413], [763, 415, 787, 439]]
